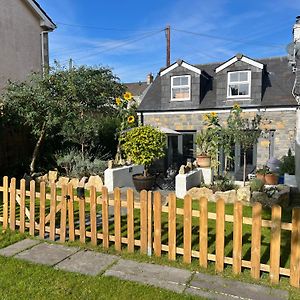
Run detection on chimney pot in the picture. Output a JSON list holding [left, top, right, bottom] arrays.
[[147, 73, 153, 85]]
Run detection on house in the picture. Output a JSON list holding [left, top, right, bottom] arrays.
[[138, 27, 298, 176], [0, 0, 56, 92], [124, 73, 154, 104]]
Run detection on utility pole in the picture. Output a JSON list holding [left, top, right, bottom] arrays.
[[165, 25, 171, 67]]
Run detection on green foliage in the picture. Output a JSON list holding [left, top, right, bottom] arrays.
[[55, 149, 107, 178], [120, 125, 166, 175], [256, 165, 269, 175], [195, 129, 218, 156], [213, 175, 237, 192], [250, 178, 265, 192], [280, 148, 295, 175]]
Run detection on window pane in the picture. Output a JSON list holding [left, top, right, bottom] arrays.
[[172, 77, 181, 86], [172, 87, 189, 99], [229, 84, 239, 96], [180, 76, 189, 85], [229, 72, 238, 82], [239, 72, 248, 81], [239, 83, 249, 95]]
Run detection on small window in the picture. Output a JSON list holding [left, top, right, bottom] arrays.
[[171, 75, 191, 101], [227, 71, 251, 98]]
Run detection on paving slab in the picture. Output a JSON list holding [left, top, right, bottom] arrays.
[[55, 250, 119, 276], [104, 259, 191, 293], [15, 243, 80, 266], [0, 239, 41, 257], [186, 272, 288, 300]]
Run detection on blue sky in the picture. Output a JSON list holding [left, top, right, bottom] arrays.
[[39, 0, 299, 82]]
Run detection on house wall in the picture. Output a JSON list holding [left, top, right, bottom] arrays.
[[216, 60, 263, 107], [143, 109, 296, 167], [0, 0, 46, 91]]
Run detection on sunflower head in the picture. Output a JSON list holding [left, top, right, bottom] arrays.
[[127, 115, 135, 124], [115, 97, 122, 106], [210, 112, 217, 118], [124, 92, 133, 101], [233, 103, 240, 109], [203, 114, 209, 121]]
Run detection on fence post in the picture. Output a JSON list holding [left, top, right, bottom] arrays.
[[168, 193, 176, 261], [29, 180, 36, 236], [90, 186, 97, 246], [68, 183, 75, 242], [60, 184, 67, 243], [114, 187, 121, 251], [102, 187, 109, 249], [127, 189, 135, 253], [147, 191, 153, 257], [19, 179, 26, 233], [39, 182, 46, 238], [153, 191, 162, 257], [49, 182, 56, 241], [140, 190, 148, 254], [9, 178, 16, 231], [183, 194, 192, 264], [251, 202, 262, 280], [2, 176, 9, 230], [199, 197, 208, 268], [215, 198, 225, 272], [233, 201, 243, 274], [290, 207, 300, 288], [270, 204, 281, 285]]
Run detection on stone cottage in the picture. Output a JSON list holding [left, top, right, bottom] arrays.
[[138, 32, 298, 177]]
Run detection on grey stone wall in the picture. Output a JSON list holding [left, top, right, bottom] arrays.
[[216, 60, 263, 107], [143, 110, 296, 168]]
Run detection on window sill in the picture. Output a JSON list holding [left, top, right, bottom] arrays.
[[170, 98, 191, 102]]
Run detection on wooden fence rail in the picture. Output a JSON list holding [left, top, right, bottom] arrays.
[[1, 176, 300, 288]]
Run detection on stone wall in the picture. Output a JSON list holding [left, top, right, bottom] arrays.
[[143, 109, 296, 167]]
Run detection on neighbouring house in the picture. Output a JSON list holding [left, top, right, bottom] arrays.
[[0, 0, 56, 92], [125, 73, 154, 104], [0, 0, 56, 175], [138, 23, 299, 178]]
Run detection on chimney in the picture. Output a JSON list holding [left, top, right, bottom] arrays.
[[147, 73, 153, 85], [294, 16, 300, 43]]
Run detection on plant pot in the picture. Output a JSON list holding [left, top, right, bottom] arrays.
[[132, 174, 156, 192], [196, 155, 211, 168], [256, 173, 266, 183], [265, 173, 278, 185]]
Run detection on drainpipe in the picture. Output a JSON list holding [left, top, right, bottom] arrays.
[[40, 30, 51, 76]]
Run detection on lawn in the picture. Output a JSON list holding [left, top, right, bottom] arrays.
[[0, 229, 202, 300]]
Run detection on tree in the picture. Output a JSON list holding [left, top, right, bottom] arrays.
[[227, 105, 262, 185], [2, 65, 125, 174]]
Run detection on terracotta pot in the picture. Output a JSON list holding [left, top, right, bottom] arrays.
[[132, 174, 156, 192], [265, 173, 278, 185], [256, 173, 266, 183], [196, 155, 211, 168]]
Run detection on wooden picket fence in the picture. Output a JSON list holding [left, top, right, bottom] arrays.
[[1, 176, 300, 288]]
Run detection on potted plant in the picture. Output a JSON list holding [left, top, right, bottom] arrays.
[[120, 125, 166, 191], [195, 129, 218, 167], [280, 149, 296, 186], [256, 166, 268, 183], [264, 169, 278, 185]]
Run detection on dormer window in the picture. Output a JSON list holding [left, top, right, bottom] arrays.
[[171, 75, 191, 101], [227, 71, 251, 98]]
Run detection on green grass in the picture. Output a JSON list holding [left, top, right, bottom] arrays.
[[0, 229, 202, 300]]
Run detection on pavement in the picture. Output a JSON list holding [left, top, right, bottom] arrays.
[[0, 239, 289, 300]]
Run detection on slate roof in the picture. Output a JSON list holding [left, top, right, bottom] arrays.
[[125, 81, 149, 96], [138, 56, 298, 112]]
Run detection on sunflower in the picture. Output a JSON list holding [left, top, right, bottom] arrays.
[[115, 97, 121, 105], [203, 114, 209, 121], [233, 103, 240, 109], [210, 112, 217, 118], [123, 91, 133, 101], [127, 115, 135, 123]]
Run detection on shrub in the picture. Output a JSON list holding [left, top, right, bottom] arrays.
[[250, 178, 264, 192], [280, 149, 295, 175], [55, 149, 107, 178], [120, 125, 166, 176]]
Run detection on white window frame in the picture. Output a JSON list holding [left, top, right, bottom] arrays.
[[171, 75, 191, 101], [227, 70, 251, 99]]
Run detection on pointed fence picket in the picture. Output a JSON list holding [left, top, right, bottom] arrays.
[[0, 176, 300, 288]]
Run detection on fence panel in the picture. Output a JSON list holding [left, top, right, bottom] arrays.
[[68, 183, 75, 242], [140, 190, 148, 254], [102, 187, 109, 249], [290, 207, 300, 287], [168, 193, 177, 261], [29, 180, 36, 236], [233, 201, 243, 274], [127, 189, 135, 253], [216, 198, 225, 272], [183, 194, 192, 264], [199, 197, 208, 268], [3, 177, 8, 230], [114, 188, 121, 251], [19, 179, 26, 234], [153, 191, 162, 257], [9, 178, 16, 231]]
